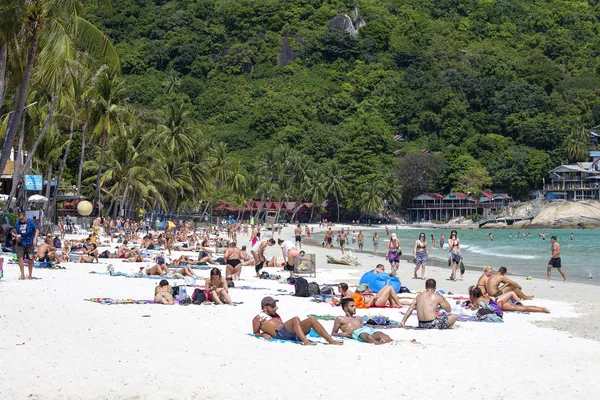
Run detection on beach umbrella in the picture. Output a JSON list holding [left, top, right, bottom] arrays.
[[167, 221, 177, 228], [28, 194, 49, 203], [157, 221, 167, 229]]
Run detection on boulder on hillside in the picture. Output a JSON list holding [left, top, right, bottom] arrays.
[[277, 37, 296, 66], [328, 5, 366, 37]]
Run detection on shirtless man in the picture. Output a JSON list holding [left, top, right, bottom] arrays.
[[224, 241, 243, 280], [476, 266, 494, 295], [400, 279, 458, 329], [252, 296, 342, 346], [294, 224, 302, 249], [250, 238, 276, 277], [338, 228, 347, 254], [277, 238, 298, 278], [325, 227, 334, 249], [486, 266, 533, 300], [37, 237, 64, 263], [331, 298, 392, 344], [470, 287, 549, 314], [357, 230, 364, 252], [547, 236, 567, 282]]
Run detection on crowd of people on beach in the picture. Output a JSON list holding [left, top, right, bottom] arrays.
[[0, 212, 560, 346]]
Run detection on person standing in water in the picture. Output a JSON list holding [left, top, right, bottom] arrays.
[[413, 232, 428, 280], [547, 236, 567, 283], [430, 234, 436, 248], [372, 232, 379, 254], [448, 230, 461, 281], [439, 232, 444, 249]]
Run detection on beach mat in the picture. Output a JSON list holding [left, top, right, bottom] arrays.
[[307, 314, 402, 329], [9, 261, 65, 269], [247, 329, 323, 344], [85, 298, 160, 305], [89, 271, 180, 280]]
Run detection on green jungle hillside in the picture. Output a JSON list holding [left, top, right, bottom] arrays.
[[2, 0, 600, 221]]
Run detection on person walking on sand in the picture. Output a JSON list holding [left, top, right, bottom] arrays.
[[448, 230, 461, 281], [14, 211, 39, 280], [325, 227, 334, 249], [387, 233, 401, 276], [400, 279, 458, 329], [294, 224, 302, 249], [413, 232, 428, 280], [252, 297, 343, 346], [331, 298, 393, 344], [547, 236, 567, 283], [372, 232, 379, 253], [338, 228, 347, 254]]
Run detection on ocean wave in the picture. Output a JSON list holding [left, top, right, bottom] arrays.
[[465, 246, 538, 260]]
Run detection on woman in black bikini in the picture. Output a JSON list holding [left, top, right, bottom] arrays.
[[413, 232, 428, 280], [78, 244, 99, 263]]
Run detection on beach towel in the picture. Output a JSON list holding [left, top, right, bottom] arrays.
[[307, 314, 401, 329], [88, 271, 180, 280], [9, 261, 65, 269], [85, 298, 161, 305], [247, 329, 323, 344]]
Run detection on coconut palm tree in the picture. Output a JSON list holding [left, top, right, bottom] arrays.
[[304, 168, 328, 222], [0, 0, 119, 183], [564, 126, 589, 163], [146, 102, 194, 159], [325, 161, 348, 223], [358, 180, 386, 217]]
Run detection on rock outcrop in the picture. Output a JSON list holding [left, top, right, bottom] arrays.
[[277, 37, 296, 66], [328, 5, 365, 37], [529, 200, 600, 229]]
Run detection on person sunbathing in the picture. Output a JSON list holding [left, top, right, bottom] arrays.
[[177, 266, 197, 277], [37, 237, 64, 263], [331, 298, 392, 344], [352, 284, 402, 308], [476, 266, 494, 295], [486, 267, 533, 300], [400, 279, 458, 329], [140, 263, 169, 276], [127, 254, 144, 262], [205, 268, 234, 305], [338, 283, 354, 299], [252, 296, 343, 346], [78, 244, 99, 263], [154, 279, 174, 305], [470, 287, 549, 314]]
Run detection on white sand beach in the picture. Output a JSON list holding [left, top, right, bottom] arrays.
[[1, 224, 599, 399]]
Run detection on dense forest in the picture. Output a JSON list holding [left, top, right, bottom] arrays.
[[1, 0, 599, 222]]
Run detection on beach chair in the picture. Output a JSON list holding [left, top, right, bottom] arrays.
[[72, 224, 89, 235]]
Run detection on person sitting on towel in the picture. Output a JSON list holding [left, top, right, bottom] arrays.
[[338, 283, 354, 299], [400, 278, 458, 329], [252, 296, 343, 346], [352, 283, 402, 308], [78, 243, 99, 263], [331, 298, 392, 344], [205, 268, 234, 305], [154, 279, 174, 305], [37, 236, 65, 263]]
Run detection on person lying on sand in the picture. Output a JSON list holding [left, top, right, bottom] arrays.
[[140, 263, 169, 276], [331, 298, 392, 345], [154, 279, 174, 305], [205, 267, 233, 305], [338, 283, 354, 299], [252, 296, 343, 346], [400, 279, 458, 329], [352, 284, 402, 308], [486, 267, 533, 300], [177, 266, 197, 278], [469, 286, 549, 314]]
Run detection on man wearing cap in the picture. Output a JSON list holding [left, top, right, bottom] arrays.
[[476, 266, 494, 295], [252, 296, 343, 346]]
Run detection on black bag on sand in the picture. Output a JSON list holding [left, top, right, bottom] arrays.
[[227, 279, 234, 288], [308, 282, 320, 296], [399, 286, 411, 294], [320, 285, 334, 295], [192, 288, 207, 304], [294, 277, 310, 297]]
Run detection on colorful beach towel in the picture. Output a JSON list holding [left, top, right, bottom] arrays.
[[9, 261, 65, 269], [89, 271, 179, 280], [85, 298, 160, 305]]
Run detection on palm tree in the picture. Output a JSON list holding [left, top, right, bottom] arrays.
[[88, 65, 128, 214], [358, 180, 385, 217], [0, 0, 119, 183], [208, 141, 235, 190], [146, 103, 194, 159], [325, 161, 348, 223], [304, 168, 328, 222], [564, 127, 589, 162]]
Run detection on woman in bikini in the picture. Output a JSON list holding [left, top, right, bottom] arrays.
[[78, 244, 99, 263], [448, 230, 461, 281], [469, 286, 549, 313], [205, 267, 234, 305], [164, 226, 174, 255], [372, 233, 379, 253], [386, 233, 401, 277], [154, 279, 174, 304], [413, 232, 428, 280]]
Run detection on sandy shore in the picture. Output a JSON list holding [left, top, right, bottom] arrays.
[[1, 224, 599, 399]]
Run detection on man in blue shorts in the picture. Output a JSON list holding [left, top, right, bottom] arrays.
[[15, 211, 39, 280], [252, 296, 343, 346], [547, 236, 567, 283], [331, 298, 392, 344]]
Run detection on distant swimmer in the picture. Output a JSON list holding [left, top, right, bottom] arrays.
[[570, 232, 574, 240], [547, 236, 567, 283], [489, 232, 493, 242]]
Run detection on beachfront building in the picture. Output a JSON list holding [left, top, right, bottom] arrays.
[[408, 192, 512, 222], [546, 160, 600, 200]]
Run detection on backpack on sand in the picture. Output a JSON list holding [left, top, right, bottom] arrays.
[[192, 288, 207, 304], [294, 277, 310, 297], [320, 285, 334, 295], [308, 282, 321, 296]]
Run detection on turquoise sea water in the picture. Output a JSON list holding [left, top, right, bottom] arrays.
[[317, 228, 599, 284]]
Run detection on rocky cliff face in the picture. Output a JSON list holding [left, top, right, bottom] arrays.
[[328, 6, 365, 37], [529, 200, 600, 229]]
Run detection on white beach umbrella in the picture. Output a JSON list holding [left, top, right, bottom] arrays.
[[28, 194, 49, 203]]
